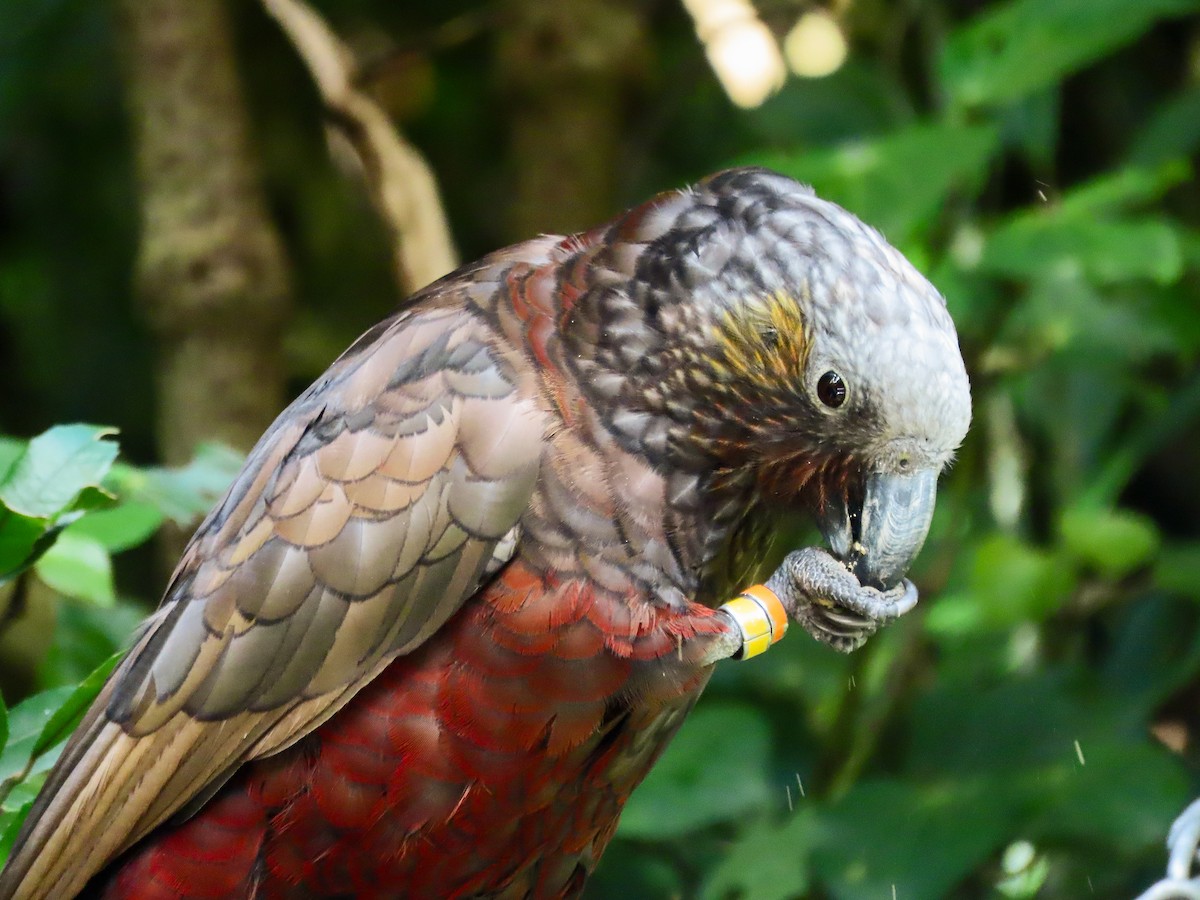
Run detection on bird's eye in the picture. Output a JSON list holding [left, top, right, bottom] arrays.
[[761, 327, 780, 349], [817, 371, 847, 408]]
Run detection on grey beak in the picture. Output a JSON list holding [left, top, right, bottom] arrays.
[[817, 467, 939, 590]]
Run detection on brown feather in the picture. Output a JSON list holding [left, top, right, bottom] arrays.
[[0, 290, 550, 900]]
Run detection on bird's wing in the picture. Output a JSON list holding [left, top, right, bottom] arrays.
[[0, 300, 547, 900]]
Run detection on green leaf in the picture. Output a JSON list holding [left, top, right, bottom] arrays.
[[0, 799, 31, 863], [1100, 593, 1200, 705], [981, 214, 1183, 286], [617, 704, 773, 839], [1154, 543, 1200, 601], [64, 501, 163, 554], [0, 771, 47, 818], [1056, 162, 1191, 218], [1130, 86, 1200, 166], [1022, 741, 1188, 849], [0, 695, 8, 759], [29, 652, 120, 759], [1059, 506, 1160, 579], [0, 511, 50, 581], [0, 439, 24, 484], [34, 531, 115, 606], [701, 811, 814, 900], [747, 123, 998, 244], [0, 425, 118, 520], [941, 0, 1199, 109], [37, 598, 144, 688], [995, 88, 1060, 168], [106, 442, 242, 525], [926, 534, 1075, 636], [586, 840, 687, 900], [1000, 280, 1183, 365], [996, 840, 1051, 899], [0, 685, 75, 806], [0, 654, 119, 815], [0, 428, 125, 583], [69, 485, 117, 516], [1084, 368, 1200, 507], [906, 670, 1150, 780], [815, 777, 1020, 900], [744, 60, 914, 146]]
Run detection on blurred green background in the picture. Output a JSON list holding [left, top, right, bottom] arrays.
[[3, 0, 1200, 896]]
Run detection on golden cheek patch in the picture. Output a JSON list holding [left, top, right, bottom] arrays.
[[712, 292, 811, 388]]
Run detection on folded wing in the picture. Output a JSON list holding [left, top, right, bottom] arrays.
[[0, 301, 546, 900]]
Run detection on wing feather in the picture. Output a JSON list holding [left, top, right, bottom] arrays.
[[0, 301, 547, 900]]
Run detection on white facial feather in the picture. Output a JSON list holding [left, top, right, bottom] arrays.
[[691, 168, 973, 469]]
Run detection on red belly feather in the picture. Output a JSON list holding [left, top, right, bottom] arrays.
[[95, 561, 724, 899]]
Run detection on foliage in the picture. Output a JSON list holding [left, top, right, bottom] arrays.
[[0, 429, 241, 852], [2, 0, 1200, 897]]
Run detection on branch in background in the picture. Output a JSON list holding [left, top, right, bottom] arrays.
[[358, 6, 504, 79], [116, 0, 291, 464], [262, 0, 459, 294]]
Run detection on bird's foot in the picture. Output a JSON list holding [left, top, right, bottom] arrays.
[[702, 547, 919, 666], [765, 547, 918, 653]]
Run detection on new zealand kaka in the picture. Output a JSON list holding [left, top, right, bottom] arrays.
[[0, 167, 971, 899]]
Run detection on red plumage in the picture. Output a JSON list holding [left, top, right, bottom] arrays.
[[99, 561, 723, 898]]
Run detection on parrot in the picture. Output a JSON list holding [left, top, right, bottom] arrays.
[[0, 166, 970, 899]]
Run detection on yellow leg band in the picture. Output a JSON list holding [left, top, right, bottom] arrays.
[[720, 584, 788, 659]]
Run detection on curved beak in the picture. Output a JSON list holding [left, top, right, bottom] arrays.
[[817, 466, 939, 590]]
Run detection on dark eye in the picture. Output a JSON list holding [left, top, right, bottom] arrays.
[[817, 371, 847, 408]]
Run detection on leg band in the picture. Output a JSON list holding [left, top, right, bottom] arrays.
[[720, 584, 788, 659]]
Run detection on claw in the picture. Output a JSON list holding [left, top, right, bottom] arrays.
[[819, 607, 874, 628], [764, 547, 920, 652], [838, 578, 918, 623]]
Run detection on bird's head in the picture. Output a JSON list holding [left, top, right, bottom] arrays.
[[567, 167, 971, 590]]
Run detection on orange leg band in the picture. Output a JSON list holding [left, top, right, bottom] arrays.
[[719, 584, 789, 659]]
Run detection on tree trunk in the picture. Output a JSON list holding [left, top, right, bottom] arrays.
[[495, 0, 649, 239], [115, 0, 291, 465]]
